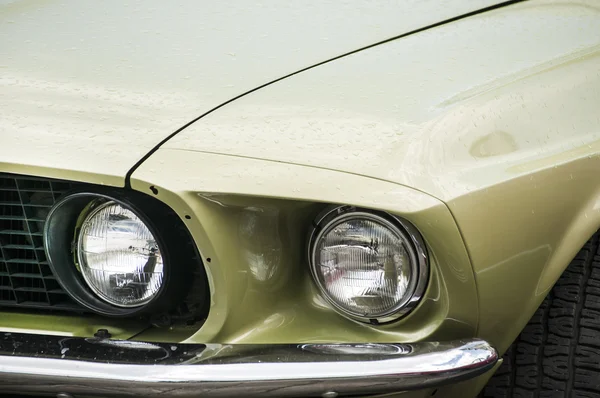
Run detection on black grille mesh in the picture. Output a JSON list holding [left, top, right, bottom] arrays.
[[0, 174, 82, 311]]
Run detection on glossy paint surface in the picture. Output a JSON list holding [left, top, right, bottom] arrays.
[[0, 312, 147, 340], [0, 0, 503, 186], [169, 0, 600, 203], [131, 155, 479, 345], [165, 0, 600, 352], [137, 1, 600, 395], [1, 0, 599, 397]]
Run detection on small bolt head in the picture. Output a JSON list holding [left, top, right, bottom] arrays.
[[57, 393, 74, 398], [93, 328, 112, 339], [322, 392, 338, 398]]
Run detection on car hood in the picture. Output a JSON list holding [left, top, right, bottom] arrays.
[[162, 0, 600, 202], [1, 0, 506, 186]]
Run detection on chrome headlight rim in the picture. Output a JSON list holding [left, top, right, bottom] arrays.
[[44, 190, 191, 317], [308, 205, 429, 325]]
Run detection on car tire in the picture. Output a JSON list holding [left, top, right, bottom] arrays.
[[482, 233, 600, 398]]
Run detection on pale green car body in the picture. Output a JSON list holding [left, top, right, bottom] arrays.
[[2, 0, 600, 396]]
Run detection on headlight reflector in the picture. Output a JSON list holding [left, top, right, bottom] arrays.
[[78, 201, 164, 307], [310, 207, 428, 323]]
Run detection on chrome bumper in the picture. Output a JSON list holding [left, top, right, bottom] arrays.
[[0, 332, 497, 397]]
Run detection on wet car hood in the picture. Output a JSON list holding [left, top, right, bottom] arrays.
[[1, 0, 505, 186]]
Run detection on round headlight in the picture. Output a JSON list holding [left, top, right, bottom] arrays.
[[44, 190, 201, 318], [77, 201, 164, 307], [309, 207, 428, 324]]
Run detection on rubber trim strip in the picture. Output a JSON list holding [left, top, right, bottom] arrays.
[[124, 0, 528, 188]]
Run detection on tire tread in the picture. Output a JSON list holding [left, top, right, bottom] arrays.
[[483, 232, 600, 397]]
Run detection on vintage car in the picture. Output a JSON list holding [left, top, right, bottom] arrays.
[[1, 0, 599, 397]]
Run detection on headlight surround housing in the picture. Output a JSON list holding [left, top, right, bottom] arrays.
[[308, 206, 429, 324], [44, 190, 195, 317]]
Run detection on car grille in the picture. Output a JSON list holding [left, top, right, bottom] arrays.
[[0, 174, 83, 312]]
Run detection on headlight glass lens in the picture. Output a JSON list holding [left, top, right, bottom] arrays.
[[77, 201, 164, 307], [311, 212, 420, 321]]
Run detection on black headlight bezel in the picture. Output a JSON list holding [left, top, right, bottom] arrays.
[[44, 188, 197, 318]]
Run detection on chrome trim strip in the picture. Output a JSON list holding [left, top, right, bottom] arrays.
[[0, 332, 498, 397]]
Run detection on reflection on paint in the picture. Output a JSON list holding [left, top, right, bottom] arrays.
[[238, 206, 283, 284]]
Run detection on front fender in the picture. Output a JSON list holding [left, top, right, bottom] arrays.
[[159, 0, 600, 355]]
